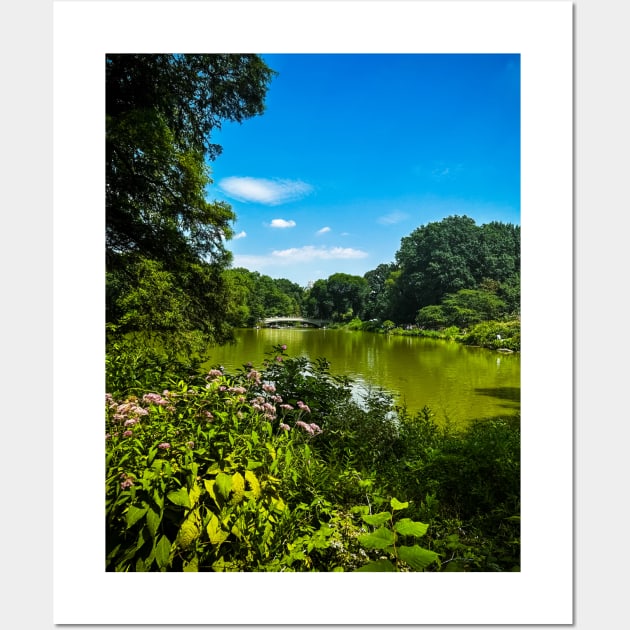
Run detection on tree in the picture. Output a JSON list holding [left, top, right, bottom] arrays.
[[305, 279, 334, 320], [363, 263, 397, 321], [106, 54, 276, 348], [476, 222, 521, 283], [441, 288, 507, 327], [393, 215, 480, 321], [223, 269, 305, 327], [305, 274, 368, 322], [326, 273, 368, 321]]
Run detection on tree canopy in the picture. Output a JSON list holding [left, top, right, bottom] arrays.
[[106, 54, 276, 348], [392, 216, 520, 323]]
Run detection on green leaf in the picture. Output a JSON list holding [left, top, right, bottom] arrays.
[[355, 559, 396, 572], [155, 534, 172, 570], [394, 518, 429, 538], [146, 507, 161, 538], [153, 489, 164, 510], [215, 472, 232, 499], [167, 487, 190, 508], [390, 497, 409, 511], [189, 483, 201, 507], [397, 545, 439, 571], [147, 446, 158, 466], [362, 511, 392, 526], [358, 526, 396, 550], [207, 514, 229, 546], [230, 472, 245, 505], [125, 505, 147, 529], [183, 555, 199, 572]]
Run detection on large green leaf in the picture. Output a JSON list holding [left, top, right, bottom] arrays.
[[394, 518, 429, 538], [125, 505, 147, 529], [355, 559, 396, 572], [155, 534, 172, 570], [397, 545, 439, 571], [358, 526, 396, 550], [167, 487, 190, 508], [215, 472, 232, 499], [207, 514, 229, 546], [145, 507, 161, 539], [183, 555, 199, 572], [362, 512, 391, 526], [230, 472, 245, 505], [390, 497, 409, 511]]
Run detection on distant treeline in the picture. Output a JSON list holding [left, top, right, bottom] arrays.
[[224, 215, 520, 332]]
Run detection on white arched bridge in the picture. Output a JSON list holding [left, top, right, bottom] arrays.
[[262, 316, 329, 328]]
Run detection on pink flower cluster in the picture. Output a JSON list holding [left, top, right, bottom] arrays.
[[120, 473, 135, 490], [295, 420, 323, 435], [296, 400, 311, 414], [250, 396, 278, 420], [247, 370, 262, 385], [227, 386, 247, 395], [142, 392, 170, 406], [107, 394, 150, 426]]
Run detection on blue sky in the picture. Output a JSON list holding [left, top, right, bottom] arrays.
[[208, 54, 520, 287]]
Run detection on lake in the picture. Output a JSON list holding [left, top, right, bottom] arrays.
[[203, 328, 520, 429]]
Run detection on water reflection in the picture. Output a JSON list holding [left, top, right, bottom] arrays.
[[205, 329, 520, 428]]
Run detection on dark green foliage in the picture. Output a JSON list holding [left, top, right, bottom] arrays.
[[420, 418, 520, 518], [417, 288, 508, 329], [106, 54, 276, 348], [223, 268, 305, 327], [390, 215, 520, 323], [297, 216, 519, 332], [463, 319, 521, 351], [106, 343, 520, 572], [363, 263, 397, 321], [305, 273, 368, 322]]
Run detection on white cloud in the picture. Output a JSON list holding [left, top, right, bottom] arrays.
[[377, 211, 409, 225], [271, 246, 368, 262], [316, 226, 331, 235], [270, 218, 296, 229], [232, 246, 368, 270], [233, 230, 247, 239], [218, 176, 313, 205]]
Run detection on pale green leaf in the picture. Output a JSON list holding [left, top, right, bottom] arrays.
[[362, 511, 391, 526], [204, 479, 217, 501], [397, 544, 439, 571], [394, 518, 429, 537], [125, 505, 147, 529], [358, 526, 396, 550], [230, 471, 245, 504], [390, 497, 409, 511], [167, 487, 190, 507], [146, 506, 161, 538], [215, 472, 232, 499], [189, 483, 201, 507], [183, 555, 199, 572], [155, 534, 172, 570], [207, 513, 229, 546]]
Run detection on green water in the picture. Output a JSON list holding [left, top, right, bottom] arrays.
[[204, 328, 520, 428]]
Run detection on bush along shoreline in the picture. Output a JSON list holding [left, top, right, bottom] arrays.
[[325, 317, 521, 352], [106, 344, 520, 572]]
